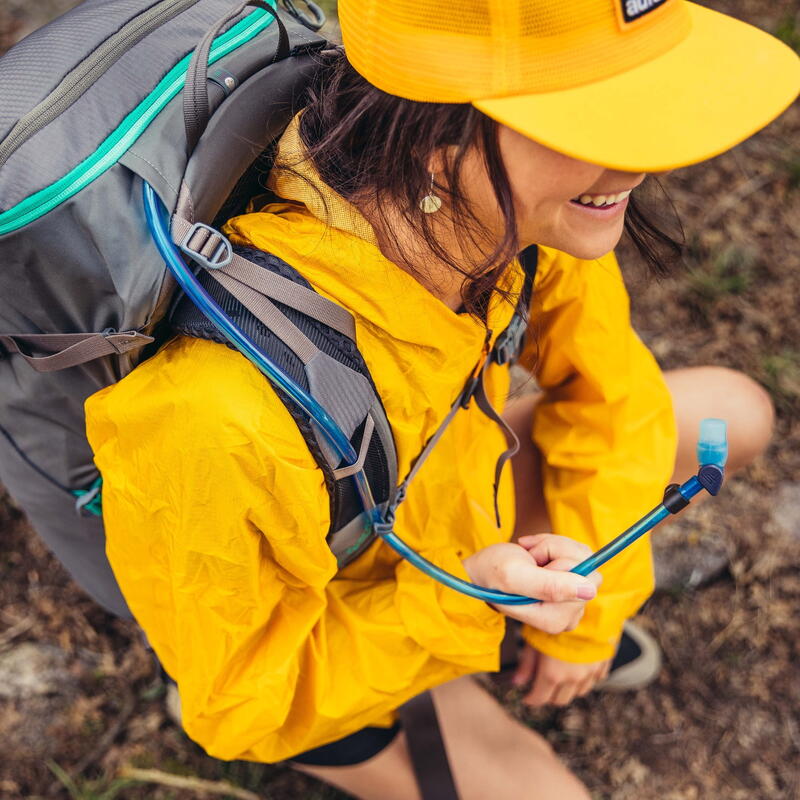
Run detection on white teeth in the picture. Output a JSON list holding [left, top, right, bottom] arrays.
[[574, 188, 633, 207]]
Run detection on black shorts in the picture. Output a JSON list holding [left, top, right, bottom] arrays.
[[290, 620, 517, 768], [288, 620, 635, 768], [290, 721, 402, 767]]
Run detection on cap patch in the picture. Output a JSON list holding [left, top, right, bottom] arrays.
[[619, 0, 669, 25]]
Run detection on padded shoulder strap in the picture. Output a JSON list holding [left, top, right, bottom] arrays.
[[170, 246, 397, 567]]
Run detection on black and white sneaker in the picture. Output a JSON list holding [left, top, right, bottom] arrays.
[[597, 620, 662, 691]]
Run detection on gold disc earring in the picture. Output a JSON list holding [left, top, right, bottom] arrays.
[[419, 173, 442, 214]]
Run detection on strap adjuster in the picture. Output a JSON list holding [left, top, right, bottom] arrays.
[[179, 222, 233, 270], [492, 314, 527, 366]]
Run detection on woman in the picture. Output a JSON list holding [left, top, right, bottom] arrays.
[[86, 1, 798, 797]]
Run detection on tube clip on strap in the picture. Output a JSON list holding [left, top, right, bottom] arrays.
[[179, 222, 233, 270], [372, 519, 394, 539], [373, 482, 409, 539]]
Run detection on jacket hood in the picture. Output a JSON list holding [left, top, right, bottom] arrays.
[[222, 114, 523, 363]]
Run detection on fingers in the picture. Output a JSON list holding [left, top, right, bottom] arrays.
[[523, 667, 554, 707], [512, 644, 538, 687], [516, 598, 587, 635], [462, 542, 598, 633], [518, 533, 592, 568], [552, 682, 579, 707], [544, 557, 603, 590], [521, 657, 613, 708], [504, 557, 597, 603], [575, 673, 597, 699]]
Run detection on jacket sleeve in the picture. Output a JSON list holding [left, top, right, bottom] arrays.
[[518, 248, 677, 664], [85, 337, 503, 763]]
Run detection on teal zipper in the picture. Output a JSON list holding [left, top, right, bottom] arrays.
[[0, 5, 276, 236], [0, 0, 199, 170]]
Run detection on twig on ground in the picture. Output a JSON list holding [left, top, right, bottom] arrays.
[[699, 172, 775, 230], [706, 608, 748, 655], [0, 614, 34, 649], [46, 693, 137, 796], [119, 766, 264, 800]]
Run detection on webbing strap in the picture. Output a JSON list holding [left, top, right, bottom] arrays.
[[183, 1, 289, 153], [394, 388, 466, 506], [332, 414, 375, 480], [474, 375, 520, 527], [399, 692, 459, 800], [171, 218, 357, 340], [391, 360, 517, 527], [207, 268, 319, 363], [0, 331, 153, 372], [221, 252, 356, 339], [390, 250, 535, 518]]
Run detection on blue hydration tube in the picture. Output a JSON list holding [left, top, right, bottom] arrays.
[[144, 182, 728, 607]]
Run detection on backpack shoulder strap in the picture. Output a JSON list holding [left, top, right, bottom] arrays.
[[490, 245, 538, 367], [170, 245, 397, 567]]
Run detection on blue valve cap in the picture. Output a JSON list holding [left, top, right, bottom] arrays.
[[697, 418, 728, 467]]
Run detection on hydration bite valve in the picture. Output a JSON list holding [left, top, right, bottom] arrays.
[[697, 418, 728, 468], [696, 418, 727, 496]]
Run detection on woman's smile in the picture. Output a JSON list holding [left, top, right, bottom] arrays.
[[567, 193, 630, 219]]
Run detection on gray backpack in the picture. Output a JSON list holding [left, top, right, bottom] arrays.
[[0, 0, 335, 616], [0, 0, 534, 619]]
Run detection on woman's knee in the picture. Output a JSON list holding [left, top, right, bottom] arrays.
[[433, 677, 590, 800], [666, 366, 775, 475]]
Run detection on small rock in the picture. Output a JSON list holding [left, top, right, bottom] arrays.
[[769, 482, 800, 541], [0, 642, 73, 699], [653, 533, 730, 592]]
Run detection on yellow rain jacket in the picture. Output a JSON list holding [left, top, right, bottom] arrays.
[[85, 119, 677, 763]]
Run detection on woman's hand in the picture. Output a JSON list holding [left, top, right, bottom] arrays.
[[462, 533, 601, 634], [512, 646, 611, 707]]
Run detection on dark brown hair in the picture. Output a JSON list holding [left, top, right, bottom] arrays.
[[294, 49, 684, 317]]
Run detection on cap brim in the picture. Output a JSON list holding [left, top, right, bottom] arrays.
[[473, 3, 800, 172]]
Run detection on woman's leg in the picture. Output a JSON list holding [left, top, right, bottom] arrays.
[[294, 675, 590, 800], [662, 366, 774, 479], [295, 367, 774, 800], [505, 366, 775, 538]]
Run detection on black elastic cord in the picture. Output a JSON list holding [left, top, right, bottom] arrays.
[[0, 422, 72, 495]]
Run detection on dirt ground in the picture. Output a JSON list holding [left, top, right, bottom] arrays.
[[1, 1, 799, 798]]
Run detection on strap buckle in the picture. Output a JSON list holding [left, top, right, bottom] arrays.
[[179, 222, 233, 270]]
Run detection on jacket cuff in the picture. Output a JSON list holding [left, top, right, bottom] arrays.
[[520, 622, 623, 663]]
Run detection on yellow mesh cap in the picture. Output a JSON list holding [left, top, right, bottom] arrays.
[[339, 0, 800, 171]]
